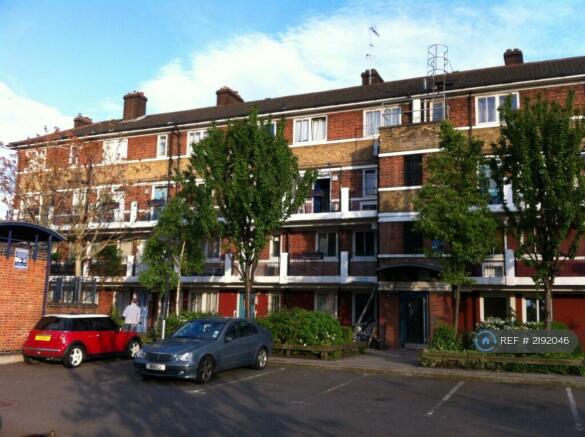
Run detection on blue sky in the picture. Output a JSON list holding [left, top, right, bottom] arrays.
[[1, 0, 585, 145]]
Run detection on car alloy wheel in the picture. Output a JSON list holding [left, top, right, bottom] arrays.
[[255, 347, 268, 370], [65, 345, 84, 368], [198, 356, 214, 384]]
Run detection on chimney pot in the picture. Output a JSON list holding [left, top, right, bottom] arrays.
[[504, 48, 524, 66], [73, 113, 93, 128], [361, 68, 384, 85], [216, 86, 244, 106], [123, 91, 147, 120]]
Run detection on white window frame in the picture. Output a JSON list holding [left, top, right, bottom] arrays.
[[187, 129, 208, 154], [156, 134, 168, 158], [479, 295, 516, 321], [189, 291, 219, 313], [522, 296, 546, 323], [293, 115, 327, 145], [475, 92, 520, 127], [353, 230, 376, 259], [363, 168, 377, 198], [68, 145, 79, 166], [102, 138, 128, 163], [150, 185, 168, 219], [363, 106, 401, 137], [25, 149, 47, 171]]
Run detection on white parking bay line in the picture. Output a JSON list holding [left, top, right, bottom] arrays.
[[566, 387, 584, 432], [425, 381, 465, 417], [188, 368, 286, 394], [292, 374, 368, 405]]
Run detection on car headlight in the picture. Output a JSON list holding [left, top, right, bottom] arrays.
[[136, 349, 146, 359], [176, 352, 194, 362]]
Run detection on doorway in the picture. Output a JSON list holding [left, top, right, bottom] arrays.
[[400, 292, 428, 346]]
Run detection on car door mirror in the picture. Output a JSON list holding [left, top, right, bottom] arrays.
[[224, 335, 233, 343]]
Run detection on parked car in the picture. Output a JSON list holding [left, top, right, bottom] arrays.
[[22, 314, 142, 368], [134, 317, 272, 383]]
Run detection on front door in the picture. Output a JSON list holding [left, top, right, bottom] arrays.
[[238, 293, 255, 319], [400, 292, 428, 346], [136, 292, 150, 333]]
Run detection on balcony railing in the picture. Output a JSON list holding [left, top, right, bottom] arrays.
[[256, 258, 280, 276], [470, 254, 506, 277], [288, 253, 340, 276], [48, 277, 97, 305], [349, 255, 377, 276]]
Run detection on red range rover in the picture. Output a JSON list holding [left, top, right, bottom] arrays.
[[22, 314, 142, 368]]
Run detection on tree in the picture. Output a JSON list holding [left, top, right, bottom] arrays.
[[0, 148, 16, 220], [491, 94, 585, 329], [15, 130, 141, 276], [139, 193, 215, 326], [415, 122, 498, 333], [184, 109, 316, 319]]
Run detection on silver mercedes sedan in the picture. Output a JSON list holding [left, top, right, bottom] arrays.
[[134, 317, 272, 383]]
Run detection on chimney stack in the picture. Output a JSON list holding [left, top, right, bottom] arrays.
[[361, 69, 384, 85], [123, 91, 147, 120], [504, 49, 524, 66], [73, 113, 93, 128], [216, 86, 244, 106]]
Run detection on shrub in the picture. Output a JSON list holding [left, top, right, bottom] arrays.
[[340, 326, 354, 345], [257, 308, 345, 346], [159, 311, 216, 338], [428, 325, 463, 351], [110, 307, 123, 327]]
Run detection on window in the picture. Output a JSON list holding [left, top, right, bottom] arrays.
[[526, 297, 545, 323], [312, 178, 331, 213], [26, 149, 46, 170], [315, 293, 336, 316], [270, 236, 280, 258], [480, 164, 501, 205], [363, 169, 377, 197], [294, 116, 326, 143], [187, 130, 208, 153], [354, 230, 376, 257], [224, 323, 239, 342], [477, 93, 519, 125], [265, 121, 277, 136], [317, 232, 337, 257], [151, 186, 168, 220], [69, 145, 79, 166], [483, 296, 509, 320], [203, 238, 221, 260], [103, 138, 128, 163], [364, 108, 401, 136], [72, 189, 87, 214], [237, 321, 256, 337], [404, 154, 423, 186], [157, 134, 168, 158], [403, 222, 422, 254], [190, 291, 218, 313], [431, 101, 445, 121]]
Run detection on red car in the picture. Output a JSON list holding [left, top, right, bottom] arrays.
[[22, 314, 142, 368]]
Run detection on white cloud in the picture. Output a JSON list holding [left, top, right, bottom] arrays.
[[0, 81, 72, 144], [140, 1, 583, 114]]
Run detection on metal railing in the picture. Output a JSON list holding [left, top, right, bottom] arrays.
[[256, 258, 280, 276], [288, 253, 340, 276]]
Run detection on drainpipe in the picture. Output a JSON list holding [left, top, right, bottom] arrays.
[[467, 91, 473, 138], [42, 235, 53, 315]]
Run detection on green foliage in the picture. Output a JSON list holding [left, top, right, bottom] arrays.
[[139, 195, 214, 294], [94, 245, 123, 274], [429, 325, 464, 351], [110, 306, 123, 328], [491, 93, 585, 326], [415, 122, 499, 287], [158, 311, 216, 338], [183, 108, 317, 318], [257, 308, 346, 346], [340, 326, 354, 345]]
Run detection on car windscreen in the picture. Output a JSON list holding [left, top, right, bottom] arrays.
[[173, 320, 226, 340], [34, 317, 71, 331]]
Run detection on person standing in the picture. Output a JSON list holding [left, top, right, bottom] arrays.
[[122, 297, 141, 332]]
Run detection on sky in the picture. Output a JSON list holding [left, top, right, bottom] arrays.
[[1, 0, 585, 215]]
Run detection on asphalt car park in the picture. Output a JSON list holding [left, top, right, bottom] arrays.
[[0, 358, 584, 436]]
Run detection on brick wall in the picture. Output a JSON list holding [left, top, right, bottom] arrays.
[[379, 222, 403, 254], [428, 292, 453, 336], [287, 231, 315, 254], [0, 254, 47, 353], [379, 156, 403, 187], [128, 135, 157, 160], [328, 110, 363, 141]]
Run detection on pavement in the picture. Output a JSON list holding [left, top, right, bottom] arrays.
[[1, 357, 584, 436], [271, 349, 585, 388]]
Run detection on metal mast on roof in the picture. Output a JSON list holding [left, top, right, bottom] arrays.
[[426, 44, 452, 121], [366, 25, 379, 85]]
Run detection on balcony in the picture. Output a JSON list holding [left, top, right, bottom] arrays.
[[48, 277, 97, 305], [349, 256, 377, 276], [289, 188, 377, 223], [288, 253, 340, 276]]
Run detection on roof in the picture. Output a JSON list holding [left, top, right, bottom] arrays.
[[44, 314, 110, 318], [0, 221, 66, 242], [9, 55, 585, 147]]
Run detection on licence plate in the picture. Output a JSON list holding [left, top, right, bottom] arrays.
[[35, 335, 51, 341], [146, 363, 166, 371]]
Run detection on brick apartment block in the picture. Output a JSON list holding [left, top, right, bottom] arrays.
[[7, 48, 585, 349]]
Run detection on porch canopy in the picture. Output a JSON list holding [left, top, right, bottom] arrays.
[[0, 221, 65, 243]]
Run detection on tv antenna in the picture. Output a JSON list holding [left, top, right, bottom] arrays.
[[365, 25, 380, 84]]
